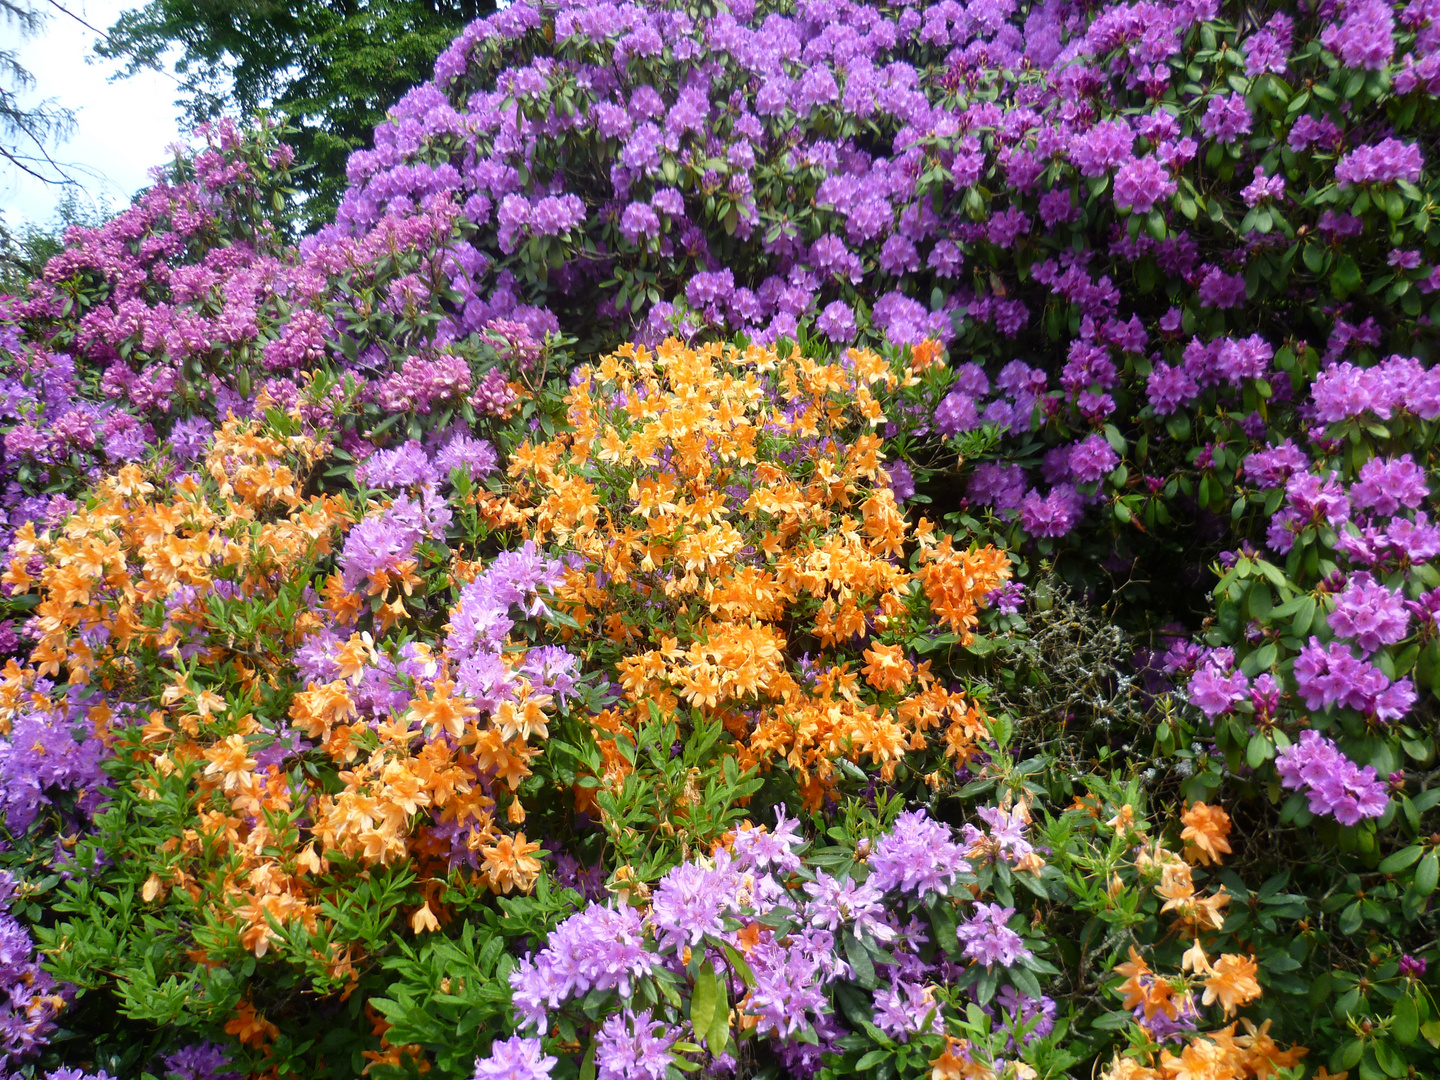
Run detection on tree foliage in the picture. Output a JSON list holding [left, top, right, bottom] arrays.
[[99, 0, 497, 227], [0, 0, 76, 186]]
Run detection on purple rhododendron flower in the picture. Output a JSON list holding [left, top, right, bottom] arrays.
[[1113, 155, 1176, 213], [1068, 434, 1119, 484], [873, 981, 944, 1043], [1019, 484, 1083, 538], [1335, 139, 1424, 187], [957, 903, 1032, 968], [1294, 636, 1415, 720], [867, 810, 970, 898], [1320, 0, 1395, 70], [1350, 455, 1429, 516], [595, 1010, 675, 1080], [816, 300, 857, 342], [1187, 652, 1250, 718], [1277, 730, 1388, 824], [1328, 572, 1411, 653], [1198, 94, 1251, 142], [472, 1036, 558, 1080], [967, 462, 1028, 514]]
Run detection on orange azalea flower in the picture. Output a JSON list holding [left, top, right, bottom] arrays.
[[909, 339, 944, 372], [480, 830, 543, 894], [930, 1037, 992, 1080], [1099, 1056, 1159, 1080], [861, 642, 914, 693], [1107, 804, 1140, 832], [1234, 1018, 1307, 1080], [1115, 947, 1162, 1016], [1181, 941, 1213, 975], [1202, 954, 1262, 1016], [224, 1000, 279, 1047], [492, 687, 553, 742], [410, 903, 441, 934], [1157, 1034, 1247, 1080], [407, 677, 479, 740], [1180, 802, 1233, 866], [202, 734, 256, 794], [470, 729, 537, 790]]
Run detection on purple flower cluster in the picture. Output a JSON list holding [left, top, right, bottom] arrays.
[[0, 872, 67, 1066], [160, 1043, 241, 1080], [872, 981, 944, 1043], [866, 809, 970, 897], [472, 1035, 558, 1080], [595, 1010, 675, 1080], [0, 696, 111, 834], [1328, 572, 1411, 653], [1334, 138, 1424, 187], [498, 807, 1049, 1077], [1320, 0, 1396, 71], [957, 903, 1032, 969], [357, 432, 498, 489], [1113, 155, 1177, 213], [1293, 636, 1415, 721], [510, 903, 657, 1027], [443, 542, 574, 713], [1186, 649, 1249, 719], [1312, 355, 1440, 424], [1146, 334, 1271, 416], [1019, 484, 1083, 538], [338, 487, 452, 592], [1276, 730, 1388, 824]]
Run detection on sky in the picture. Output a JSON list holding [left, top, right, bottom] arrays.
[[2, 0, 187, 227]]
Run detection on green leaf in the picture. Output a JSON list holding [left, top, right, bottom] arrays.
[[1246, 732, 1273, 769], [1374, 1038, 1408, 1078], [1378, 846, 1423, 875], [1414, 852, 1439, 896], [707, 976, 730, 1053], [843, 931, 877, 989], [1339, 1038, 1365, 1070], [1394, 995, 1419, 1045], [689, 962, 717, 1039], [720, 943, 756, 988], [1333, 254, 1363, 296], [1338, 900, 1363, 936]]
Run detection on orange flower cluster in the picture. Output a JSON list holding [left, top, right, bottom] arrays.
[[6, 422, 344, 687], [499, 339, 1010, 809], [2, 411, 543, 1056], [1095, 799, 1306, 1080], [1180, 801, 1234, 866]]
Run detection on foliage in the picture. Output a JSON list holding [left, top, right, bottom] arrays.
[[0, 0, 75, 186], [99, 0, 498, 227]]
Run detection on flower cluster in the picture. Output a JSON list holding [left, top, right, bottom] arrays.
[[501, 340, 1009, 810], [0, 872, 67, 1067], [495, 806, 1052, 1080], [1276, 730, 1388, 826]]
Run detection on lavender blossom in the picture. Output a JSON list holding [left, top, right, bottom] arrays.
[[957, 903, 1032, 968]]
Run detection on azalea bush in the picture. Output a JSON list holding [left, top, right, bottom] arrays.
[[0, 1, 1438, 1080]]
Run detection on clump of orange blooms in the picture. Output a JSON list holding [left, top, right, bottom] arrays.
[[1087, 794, 1308, 1080], [1, 412, 540, 1000], [498, 339, 1011, 810]]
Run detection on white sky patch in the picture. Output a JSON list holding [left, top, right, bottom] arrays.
[[2, 0, 187, 226]]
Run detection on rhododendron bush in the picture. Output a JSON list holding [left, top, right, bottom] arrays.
[[0, 0, 1439, 1079]]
